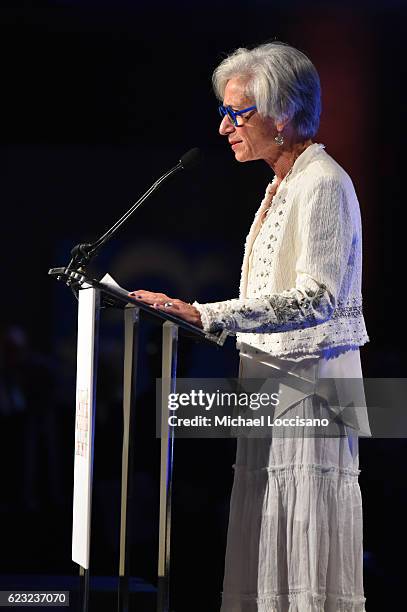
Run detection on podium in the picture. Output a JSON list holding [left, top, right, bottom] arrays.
[[49, 266, 227, 612]]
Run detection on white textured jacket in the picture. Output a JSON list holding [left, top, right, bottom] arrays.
[[193, 143, 369, 358]]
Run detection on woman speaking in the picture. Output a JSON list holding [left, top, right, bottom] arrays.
[[130, 41, 369, 612]]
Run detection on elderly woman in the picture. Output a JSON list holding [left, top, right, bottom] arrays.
[[130, 42, 369, 612]]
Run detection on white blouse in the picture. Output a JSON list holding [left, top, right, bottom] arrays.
[[194, 143, 369, 359]]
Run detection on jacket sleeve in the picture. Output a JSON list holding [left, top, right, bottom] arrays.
[[193, 176, 354, 335]]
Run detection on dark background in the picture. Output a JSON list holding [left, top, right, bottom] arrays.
[[0, 1, 405, 610]]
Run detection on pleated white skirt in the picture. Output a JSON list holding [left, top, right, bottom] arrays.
[[220, 345, 367, 612]]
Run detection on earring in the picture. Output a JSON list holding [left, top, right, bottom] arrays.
[[274, 132, 284, 146]]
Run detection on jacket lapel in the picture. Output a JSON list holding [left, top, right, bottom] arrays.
[[239, 144, 326, 300], [239, 182, 276, 298]]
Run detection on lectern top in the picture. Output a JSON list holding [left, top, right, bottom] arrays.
[[48, 266, 228, 347]]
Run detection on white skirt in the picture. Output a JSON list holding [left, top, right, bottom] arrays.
[[220, 345, 368, 612]]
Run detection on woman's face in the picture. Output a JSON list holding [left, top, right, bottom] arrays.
[[219, 76, 278, 163]]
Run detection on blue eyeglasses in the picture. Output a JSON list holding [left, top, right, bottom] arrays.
[[218, 104, 257, 127]]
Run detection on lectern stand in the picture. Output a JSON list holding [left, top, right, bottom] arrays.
[[49, 267, 227, 612]]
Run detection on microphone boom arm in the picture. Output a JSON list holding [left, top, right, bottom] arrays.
[[67, 160, 183, 271]]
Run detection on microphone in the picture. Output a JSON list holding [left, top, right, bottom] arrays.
[[179, 147, 202, 170], [68, 148, 202, 271]]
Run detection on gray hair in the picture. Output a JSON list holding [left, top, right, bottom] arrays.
[[212, 41, 321, 140]]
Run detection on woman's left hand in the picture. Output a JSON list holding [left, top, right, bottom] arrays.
[[128, 289, 203, 328]]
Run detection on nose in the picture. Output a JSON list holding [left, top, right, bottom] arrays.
[[219, 114, 236, 136]]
